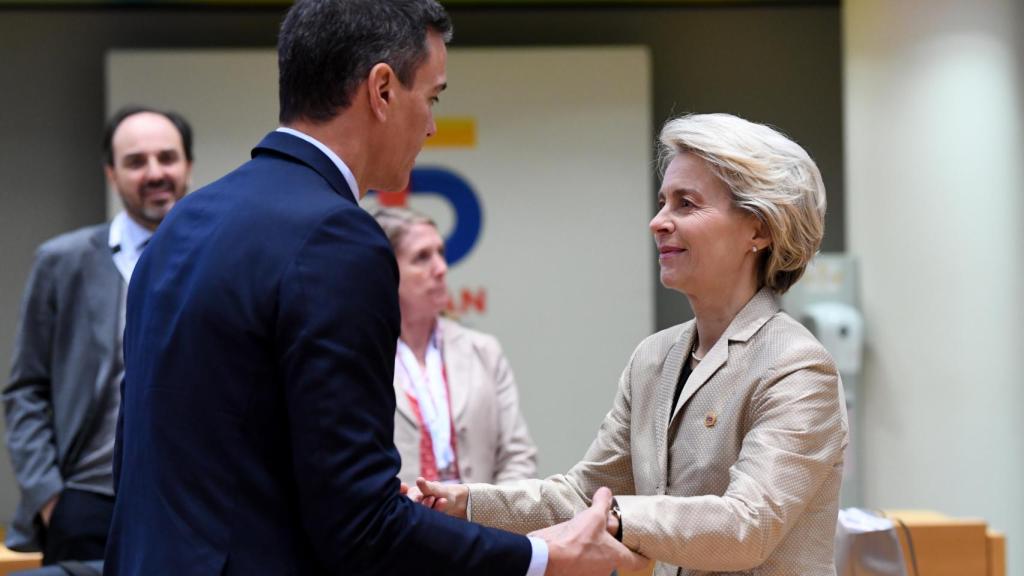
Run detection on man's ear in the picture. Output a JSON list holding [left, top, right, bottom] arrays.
[[367, 63, 396, 122], [104, 164, 116, 186]]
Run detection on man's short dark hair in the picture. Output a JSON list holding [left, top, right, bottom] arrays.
[[103, 105, 194, 167], [277, 0, 452, 124]]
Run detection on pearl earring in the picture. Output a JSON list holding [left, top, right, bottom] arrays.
[[752, 246, 758, 253]]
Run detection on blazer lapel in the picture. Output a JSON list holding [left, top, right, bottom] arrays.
[[654, 325, 693, 482], [63, 226, 122, 473], [440, 319, 470, 424], [668, 288, 782, 426], [85, 225, 123, 365], [669, 334, 728, 426]]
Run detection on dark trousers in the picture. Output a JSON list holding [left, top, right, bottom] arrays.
[[39, 488, 114, 565]]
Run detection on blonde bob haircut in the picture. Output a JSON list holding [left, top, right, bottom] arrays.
[[659, 113, 826, 294], [372, 206, 437, 250]]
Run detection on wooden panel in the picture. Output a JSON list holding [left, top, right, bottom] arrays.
[[885, 510, 989, 576], [987, 530, 1006, 576], [0, 546, 41, 575]]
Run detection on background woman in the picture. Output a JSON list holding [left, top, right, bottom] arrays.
[[374, 207, 538, 486], [415, 113, 848, 575]]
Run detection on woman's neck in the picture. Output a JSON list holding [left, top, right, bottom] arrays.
[[687, 277, 760, 359], [400, 314, 438, 366]]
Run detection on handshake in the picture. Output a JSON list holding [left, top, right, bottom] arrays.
[[407, 479, 649, 576]]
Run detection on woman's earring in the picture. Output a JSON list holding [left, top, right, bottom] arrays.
[[752, 246, 758, 253]]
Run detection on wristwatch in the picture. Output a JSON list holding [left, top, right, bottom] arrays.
[[610, 497, 623, 542]]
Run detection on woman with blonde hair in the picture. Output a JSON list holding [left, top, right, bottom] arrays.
[[373, 207, 537, 486], [415, 113, 848, 576]]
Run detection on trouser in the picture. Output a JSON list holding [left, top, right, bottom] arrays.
[[39, 488, 114, 565]]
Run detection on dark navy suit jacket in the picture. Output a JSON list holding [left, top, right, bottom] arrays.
[[104, 131, 531, 575]]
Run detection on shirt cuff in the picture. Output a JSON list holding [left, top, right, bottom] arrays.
[[525, 536, 549, 576]]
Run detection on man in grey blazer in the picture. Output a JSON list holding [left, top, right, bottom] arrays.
[[3, 106, 192, 564]]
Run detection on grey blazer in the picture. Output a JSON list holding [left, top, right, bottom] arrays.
[[3, 224, 123, 551], [468, 288, 849, 575]]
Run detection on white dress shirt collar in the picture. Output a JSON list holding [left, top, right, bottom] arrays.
[[275, 127, 360, 202], [108, 211, 154, 284]]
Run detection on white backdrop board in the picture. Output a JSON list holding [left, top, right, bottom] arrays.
[[108, 47, 654, 477]]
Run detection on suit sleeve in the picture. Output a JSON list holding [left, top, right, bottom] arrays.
[[487, 338, 538, 484], [276, 208, 531, 576], [3, 248, 64, 520], [468, 349, 639, 533], [614, 343, 847, 571]]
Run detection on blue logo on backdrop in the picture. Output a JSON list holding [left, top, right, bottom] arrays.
[[372, 167, 483, 267]]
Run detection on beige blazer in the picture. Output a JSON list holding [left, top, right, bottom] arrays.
[[467, 289, 848, 576], [394, 318, 538, 485]]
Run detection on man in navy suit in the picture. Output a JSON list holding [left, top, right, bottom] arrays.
[[104, 1, 646, 575]]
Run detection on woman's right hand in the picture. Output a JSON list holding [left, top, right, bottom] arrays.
[[411, 477, 469, 519]]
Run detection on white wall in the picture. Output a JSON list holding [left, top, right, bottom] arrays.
[[844, 0, 1024, 572]]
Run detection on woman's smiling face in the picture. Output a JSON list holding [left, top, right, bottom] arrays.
[[650, 152, 762, 296]]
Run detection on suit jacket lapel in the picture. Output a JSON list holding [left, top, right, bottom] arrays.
[[63, 225, 122, 472], [85, 225, 122, 363], [668, 288, 781, 427], [655, 325, 693, 481], [251, 131, 358, 204], [440, 319, 470, 424]]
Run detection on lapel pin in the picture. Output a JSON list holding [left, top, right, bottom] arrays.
[[704, 412, 717, 428]]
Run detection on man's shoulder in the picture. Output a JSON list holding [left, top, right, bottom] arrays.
[[311, 203, 393, 261], [36, 223, 107, 259], [198, 147, 359, 215]]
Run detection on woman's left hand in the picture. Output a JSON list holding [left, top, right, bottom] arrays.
[[410, 477, 469, 519]]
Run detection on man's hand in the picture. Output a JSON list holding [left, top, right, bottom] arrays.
[[413, 477, 469, 519], [530, 487, 648, 576], [39, 494, 59, 527]]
